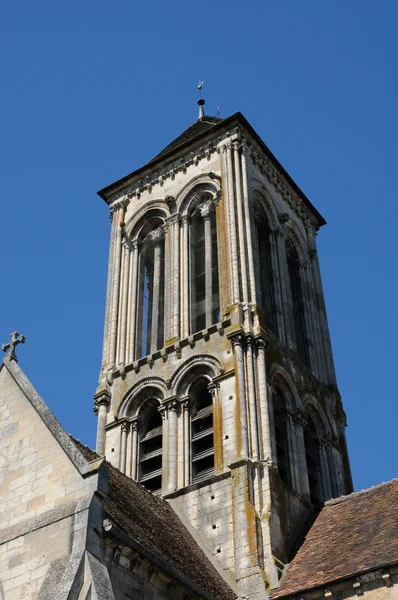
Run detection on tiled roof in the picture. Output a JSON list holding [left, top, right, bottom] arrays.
[[150, 116, 222, 162], [68, 436, 235, 600], [271, 479, 398, 598], [105, 465, 236, 600]]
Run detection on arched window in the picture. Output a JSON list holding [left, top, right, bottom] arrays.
[[304, 417, 322, 505], [286, 242, 308, 366], [136, 224, 165, 358], [272, 387, 290, 487], [255, 208, 276, 332], [190, 379, 214, 482], [190, 199, 219, 334], [138, 400, 163, 493]]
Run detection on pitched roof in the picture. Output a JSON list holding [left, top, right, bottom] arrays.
[[96, 111, 326, 226], [150, 116, 222, 161], [68, 437, 235, 600], [271, 479, 398, 598], [104, 464, 236, 600]]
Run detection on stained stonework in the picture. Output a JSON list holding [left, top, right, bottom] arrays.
[[0, 356, 237, 600], [94, 112, 354, 599]]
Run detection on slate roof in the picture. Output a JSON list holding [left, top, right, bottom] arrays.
[[150, 116, 222, 161], [271, 479, 398, 598], [69, 436, 236, 600], [97, 111, 326, 226]]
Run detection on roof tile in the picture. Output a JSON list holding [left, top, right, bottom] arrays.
[[271, 479, 398, 598]]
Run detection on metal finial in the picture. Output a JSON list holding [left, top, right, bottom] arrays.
[[217, 106, 221, 118], [2, 331, 25, 362], [197, 80, 205, 119]]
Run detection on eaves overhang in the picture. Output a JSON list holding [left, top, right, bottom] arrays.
[[97, 112, 326, 227]]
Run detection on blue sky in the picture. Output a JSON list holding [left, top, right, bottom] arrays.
[[1, 1, 397, 492]]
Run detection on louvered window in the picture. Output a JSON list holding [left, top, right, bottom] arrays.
[[191, 381, 214, 482], [304, 417, 322, 505], [139, 406, 162, 493]]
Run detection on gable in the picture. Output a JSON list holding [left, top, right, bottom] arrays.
[[0, 363, 91, 539]]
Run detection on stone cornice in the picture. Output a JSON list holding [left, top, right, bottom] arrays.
[[107, 141, 221, 207]]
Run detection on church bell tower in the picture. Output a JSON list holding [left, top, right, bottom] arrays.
[[94, 101, 353, 599]]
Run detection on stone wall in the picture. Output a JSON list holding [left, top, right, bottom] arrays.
[[0, 365, 98, 599]]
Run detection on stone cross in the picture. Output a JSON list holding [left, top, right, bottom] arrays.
[[2, 331, 25, 362]]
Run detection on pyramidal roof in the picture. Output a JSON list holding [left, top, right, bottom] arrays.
[[150, 116, 222, 162], [97, 111, 326, 226]]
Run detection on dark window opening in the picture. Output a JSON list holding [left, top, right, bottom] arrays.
[[273, 388, 290, 487], [191, 380, 214, 482], [256, 216, 275, 332], [287, 245, 308, 367], [304, 417, 322, 505], [139, 404, 162, 493]]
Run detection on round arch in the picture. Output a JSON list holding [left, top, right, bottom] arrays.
[[125, 202, 170, 240], [177, 178, 221, 217], [170, 354, 224, 397], [118, 377, 167, 418], [269, 363, 300, 411], [252, 184, 279, 229]]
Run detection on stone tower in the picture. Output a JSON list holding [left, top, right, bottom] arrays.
[[94, 108, 352, 599]]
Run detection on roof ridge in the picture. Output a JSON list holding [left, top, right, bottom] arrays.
[[325, 478, 398, 506]]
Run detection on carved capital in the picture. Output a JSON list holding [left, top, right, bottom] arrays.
[[292, 411, 308, 428], [93, 388, 111, 412], [228, 332, 245, 348], [121, 421, 130, 434], [256, 337, 268, 352], [110, 198, 129, 216], [180, 395, 191, 411], [148, 226, 165, 244], [278, 212, 290, 225], [207, 383, 219, 398], [281, 410, 292, 424], [162, 396, 179, 414], [199, 200, 213, 219], [167, 214, 180, 226], [130, 419, 141, 433]]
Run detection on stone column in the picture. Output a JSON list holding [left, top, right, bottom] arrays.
[[318, 436, 332, 500], [292, 411, 310, 501], [130, 419, 140, 480], [298, 260, 319, 376], [269, 230, 286, 344], [246, 337, 259, 460], [94, 389, 111, 456], [225, 142, 240, 304], [163, 222, 172, 343], [167, 214, 180, 340], [220, 145, 234, 305], [233, 140, 249, 304], [181, 396, 191, 487], [150, 228, 164, 355], [120, 421, 130, 474], [201, 202, 214, 329], [118, 240, 131, 367], [230, 333, 249, 458], [173, 215, 180, 339], [101, 211, 116, 373], [274, 227, 293, 349], [305, 222, 337, 385], [108, 201, 128, 368], [180, 216, 190, 338], [256, 339, 273, 462], [163, 398, 179, 493], [282, 411, 299, 491], [127, 240, 139, 364], [241, 143, 257, 305]]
